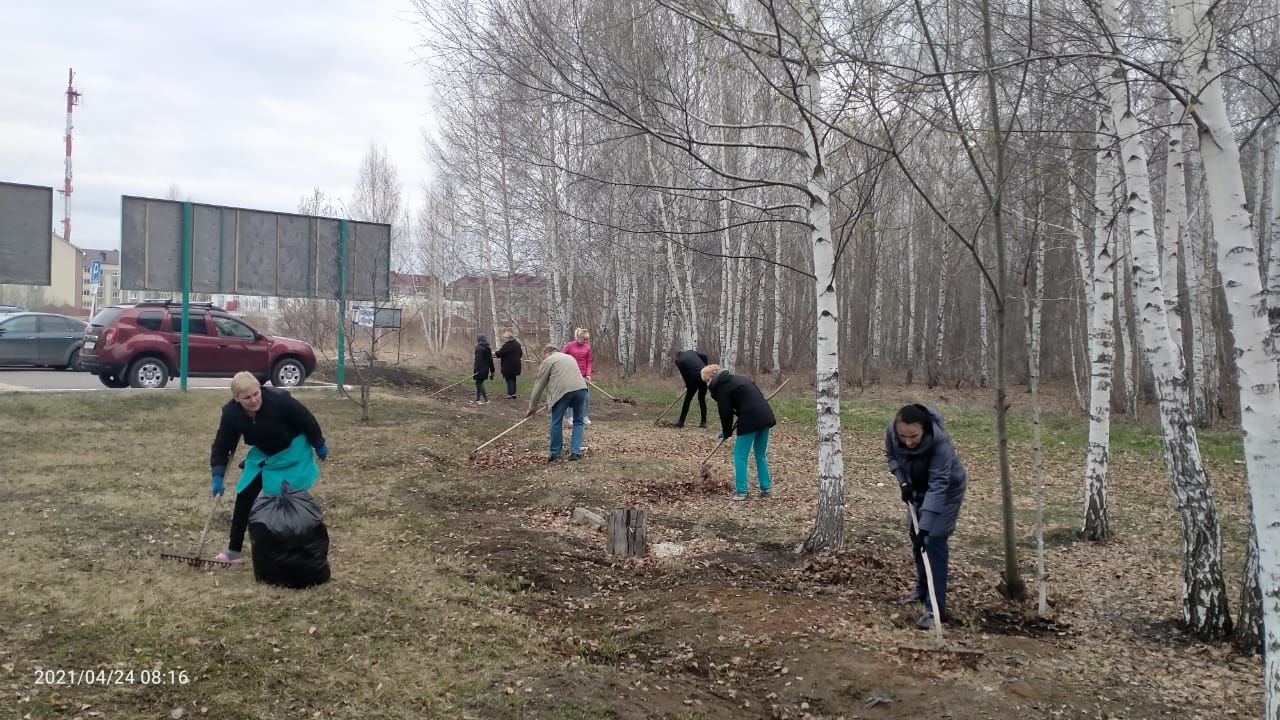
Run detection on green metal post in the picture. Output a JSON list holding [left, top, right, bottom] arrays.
[[337, 220, 348, 392], [180, 202, 192, 392]]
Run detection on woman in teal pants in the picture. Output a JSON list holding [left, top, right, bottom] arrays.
[[703, 364, 777, 501]]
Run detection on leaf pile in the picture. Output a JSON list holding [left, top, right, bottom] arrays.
[[621, 471, 725, 504]]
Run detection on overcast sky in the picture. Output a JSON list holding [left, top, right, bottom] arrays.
[[0, 0, 431, 253]]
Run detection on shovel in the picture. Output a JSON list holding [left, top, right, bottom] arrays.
[[587, 379, 636, 405], [160, 494, 237, 569], [908, 502, 945, 646]]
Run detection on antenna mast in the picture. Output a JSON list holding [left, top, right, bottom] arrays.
[[59, 68, 81, 243]]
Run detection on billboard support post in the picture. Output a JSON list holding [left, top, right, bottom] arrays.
[[180, 202, 193, 392], [337, 219, 348, 392]]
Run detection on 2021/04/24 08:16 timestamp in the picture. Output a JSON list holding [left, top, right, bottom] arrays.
[[34, 668, 191, 686]]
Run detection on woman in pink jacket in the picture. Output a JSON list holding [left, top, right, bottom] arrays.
[[561, 328, 593, 425]]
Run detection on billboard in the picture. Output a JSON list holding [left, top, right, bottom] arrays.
[[0, 182, 53, 285], [120, 196, 391, 301]]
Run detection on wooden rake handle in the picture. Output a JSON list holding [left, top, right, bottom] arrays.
[[655, 390, 686, 423], [469, 416, 533, 458], [700, 379, 789, 465], [586, 379, 617, 401], [427, 375, 473, 399], [193, 494, 222, 559]]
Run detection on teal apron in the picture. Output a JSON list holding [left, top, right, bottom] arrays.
[[236, 434, 319, 496]]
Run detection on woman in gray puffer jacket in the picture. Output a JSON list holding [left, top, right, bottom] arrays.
[[885, 403, 967, 629]]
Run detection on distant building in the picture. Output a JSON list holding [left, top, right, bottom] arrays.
[[0, 233, 84, 311], [448, 273, 547, 340], [80, 248, 123, 311]]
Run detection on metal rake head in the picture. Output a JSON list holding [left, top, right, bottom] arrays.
[[159, 552, 237, 569]]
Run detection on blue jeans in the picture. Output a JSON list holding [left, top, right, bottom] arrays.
[[912, 532, 950, 618], [732, 427, 772, 495], [549, 388, 588, 458]]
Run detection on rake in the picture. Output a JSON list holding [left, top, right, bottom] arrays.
[[653, 390, 686, 425], [468, 416, 533, 459], [698, 379, 789, 481], [426, 375, 474, 399], [160, 495, 237, 569], [587, 379, 636, 405]]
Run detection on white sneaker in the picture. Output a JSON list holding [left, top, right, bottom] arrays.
[[584, 416, 592, 425]]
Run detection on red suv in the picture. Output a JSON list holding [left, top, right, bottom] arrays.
[[81, 300, 317, 389]]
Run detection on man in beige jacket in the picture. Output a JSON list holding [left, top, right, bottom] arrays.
[[526, 344, 589, 461]]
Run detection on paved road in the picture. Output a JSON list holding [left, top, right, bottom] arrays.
[[0, 369, 335, 394]]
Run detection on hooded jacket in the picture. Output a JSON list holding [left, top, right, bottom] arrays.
[[674, 350, 709, 386], [473, 336, 495, 380], [707, 370, 776, 437], [884, 406, 967, 536], [495, 338, 523, 377]]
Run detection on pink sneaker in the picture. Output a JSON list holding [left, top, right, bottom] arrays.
[[213, 550, 245, 565]]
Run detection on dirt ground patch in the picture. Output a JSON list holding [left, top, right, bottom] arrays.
[[0, 383, 1261, 719]]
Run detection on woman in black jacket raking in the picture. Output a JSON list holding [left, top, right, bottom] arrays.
[[671, 348, 710, 428], [494, 331, 524, 399], [703, 364, 777, 502], [472, 335, 496, 404]]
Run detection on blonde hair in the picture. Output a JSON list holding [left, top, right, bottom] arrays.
[[501, 330, 514, 341], [575, 328, 590, 342], [542, 344, 559, 355], [700, 364, 721, 383], [230, 371, 260, 397]]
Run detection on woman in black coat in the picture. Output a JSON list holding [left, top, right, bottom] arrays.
[[704, 365, 777, 501], [472, 335, 495, 403], [494, 331, 524, 399], [672, 348, 710, 427]]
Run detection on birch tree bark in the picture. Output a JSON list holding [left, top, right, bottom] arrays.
[[797, 0, 846, 553], [1099, 0, 1232, 639], [1161, 98, 1189, 363], [930, 236, 950, 387], [1269, 123, 1280, 346], [904, 227, 917, 383], [1172, 0, 1280, 688], [1083, 119, 1118, 541]]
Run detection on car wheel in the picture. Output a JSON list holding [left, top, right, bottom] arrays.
[[271, 358, 306, 387], [128, 357, 170, 389], [98, 372, 128, 388], [62, 349, 83, 372]]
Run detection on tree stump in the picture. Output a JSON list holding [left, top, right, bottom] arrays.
[[606, 508, 647, 557]]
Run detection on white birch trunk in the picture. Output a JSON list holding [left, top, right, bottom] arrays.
[[870, 233, 884, 383], [719, 197, 732, 365], [646, 136, 698, 349], [1083, 118, 1118, 541], [1104, 0, 1232, 639], [1173, 0, 1280, 687], [1185, 173, 1212, 425], [798, 13, 846, 553], [1162, 98, 1189, 364], [1068, 157, 1093, 413], [747, 267, 757, 368], [931, 237, 950, 386], [1026, 223, 1048, 616], [1268, 122, 1280, 348], [905, 228, 917, 383], [772, 220, 783, 377]]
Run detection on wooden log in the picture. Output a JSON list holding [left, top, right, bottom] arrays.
[[606, 508, 647, 557]]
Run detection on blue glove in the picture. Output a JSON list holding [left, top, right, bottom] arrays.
[[315, 444, 329, 461], [717, 431, 725, 440], [211, 474, 224, 497]]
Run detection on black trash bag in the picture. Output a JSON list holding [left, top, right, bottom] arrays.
[[248, 489, 330, 589]]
